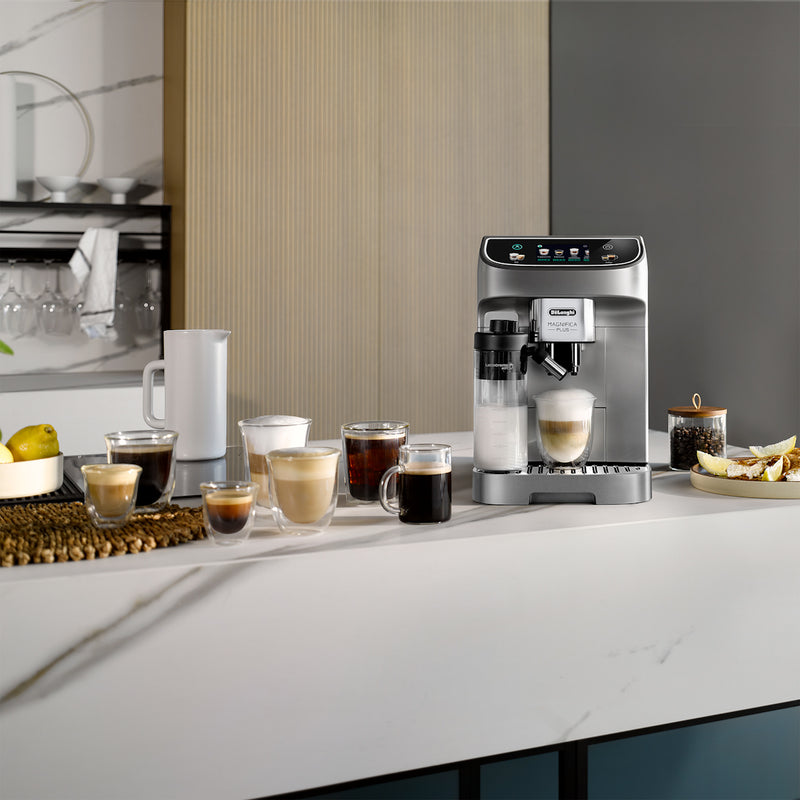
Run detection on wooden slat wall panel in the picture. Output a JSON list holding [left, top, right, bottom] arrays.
[[175, 0, 548, 441]]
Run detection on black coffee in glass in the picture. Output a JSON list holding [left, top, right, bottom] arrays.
[[344, 432, 407, 502], [110, 444, 173, 507], [398, 467, 452, 524]]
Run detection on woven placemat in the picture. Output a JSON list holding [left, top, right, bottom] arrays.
[[0, 502, 206, 567]]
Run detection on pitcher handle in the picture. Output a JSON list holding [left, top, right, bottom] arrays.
[[143, 359, 166, 428]]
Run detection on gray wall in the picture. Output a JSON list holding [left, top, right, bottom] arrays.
[[551, 0, 800, 445]]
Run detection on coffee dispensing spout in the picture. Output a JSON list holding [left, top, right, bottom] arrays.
[[528, 342, 568, 381]]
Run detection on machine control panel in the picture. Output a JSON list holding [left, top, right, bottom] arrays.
[[483, 237, 641, 267]]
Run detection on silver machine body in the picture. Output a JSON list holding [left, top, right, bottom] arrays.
[[473, 236, 652, 505]]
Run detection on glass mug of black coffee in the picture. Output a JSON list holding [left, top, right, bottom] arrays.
[[379, 443, 452, 524], [200, 481, 259, 545], [341, 421, 409, 502], [104, 430, 178, 513]]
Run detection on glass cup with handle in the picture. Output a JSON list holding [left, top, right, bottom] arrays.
[[379, 443, 452, 524]]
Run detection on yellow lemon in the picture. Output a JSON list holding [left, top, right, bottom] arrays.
[[749, 436, 796, 458], [6, 424, 60, 461], [0, 443, 12, 464], [696, 450, 733, 477], [762, 457, 785, 482]]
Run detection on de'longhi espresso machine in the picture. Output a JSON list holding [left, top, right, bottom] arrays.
[[472, 236, 651, 505]]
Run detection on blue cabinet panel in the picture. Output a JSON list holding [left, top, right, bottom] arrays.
[[481, 751, 559, 799], [588, 707, 800, 799], [300, 769, 459, 799]]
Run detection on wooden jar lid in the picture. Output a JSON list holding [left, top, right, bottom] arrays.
[[669, 393, 726, 418]]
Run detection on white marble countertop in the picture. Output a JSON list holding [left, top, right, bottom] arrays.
[[1, 431, 799, 799]]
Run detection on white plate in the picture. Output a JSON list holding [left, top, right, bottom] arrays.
[[689, 464, 800, 499], [0, 454, 64, 499]]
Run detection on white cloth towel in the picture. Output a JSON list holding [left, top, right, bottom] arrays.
[[69, 227, 119, 340]]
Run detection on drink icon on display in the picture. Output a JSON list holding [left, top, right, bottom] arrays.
[[570, 248, 579, 256], [538, 249, 549, 256], [554, 249, 564, 257]]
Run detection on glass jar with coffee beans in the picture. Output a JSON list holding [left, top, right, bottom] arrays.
[[668, 393, 726, 471]]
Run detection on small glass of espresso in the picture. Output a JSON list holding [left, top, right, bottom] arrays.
[[104, 430, 179, 513], [379, 443, 452, 524], [266, 447, 340, 535], [341, 421, 409, 503], [81, 463, 142, 529], [200, 481, 259, 545]]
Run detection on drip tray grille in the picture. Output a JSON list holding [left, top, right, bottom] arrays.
[[0, 473, 83, 507], [528, 464, 650, 476]]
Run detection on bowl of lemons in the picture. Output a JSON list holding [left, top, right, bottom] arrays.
[[0, 424, 63, 500]]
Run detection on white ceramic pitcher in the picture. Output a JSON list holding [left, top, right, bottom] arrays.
[[143, 329, 231, 460]]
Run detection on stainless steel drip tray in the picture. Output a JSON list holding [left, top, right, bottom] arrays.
[[472, 463, 651, 505]]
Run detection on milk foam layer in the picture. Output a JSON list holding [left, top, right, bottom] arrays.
[[404, 464, 452, 475], [535, 388, 595, 421], [268, 448, 340, 480], [83, 464, 141, 486], [239, 416, 310, 454]]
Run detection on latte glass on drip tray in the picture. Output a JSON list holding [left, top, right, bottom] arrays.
[[534, 389, 596, 469]]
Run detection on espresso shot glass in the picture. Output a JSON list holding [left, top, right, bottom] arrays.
[[200, 481, 259, 545], [267, 447, 340, 535], [341, 421, 408, 503], [81, 463, 142, 529], [379, 443, 452, 524], [104, 430, 178, 513]]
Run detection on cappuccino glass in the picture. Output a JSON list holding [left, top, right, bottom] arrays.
[[267, 447, 341, 535], [534, 389, 596, 468], [81, 464, 142, 529], [104, 430, 178, 513], [341, 421, 409, 502], [200, 481, 259, 545], [379, 443, 452, 524], [238, 415, 311, 510]]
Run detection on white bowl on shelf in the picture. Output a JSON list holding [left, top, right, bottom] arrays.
[[36, 175, 79, 203], [0, 454, 64, 500], [98, 177, 138, 205]]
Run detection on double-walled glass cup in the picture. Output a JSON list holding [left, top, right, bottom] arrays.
[[379, 443, 452, 524], [266, 447, 340, 535], [534, 389, 596, 468], [238, 415, 311, 510], [81, 463, 142, 529], [200, 481, 259, 545], [341, 421, 409, 502], [104, 430, 178, 513]]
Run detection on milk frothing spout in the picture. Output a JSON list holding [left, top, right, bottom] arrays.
[[473, 236, 651, 505]]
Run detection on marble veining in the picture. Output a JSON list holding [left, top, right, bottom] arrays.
[[0, 562, 255, 712]]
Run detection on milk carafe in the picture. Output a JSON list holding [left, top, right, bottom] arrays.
[[473, 320, 528, 471], [143, 329, 231, 460]]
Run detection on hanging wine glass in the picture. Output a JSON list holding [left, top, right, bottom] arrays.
[[0, 260, 23, 336], [135, 262, 161, 344], [40, 261, 75, 336], [0, 260, 36, 337], [16, 265, 40, 337]]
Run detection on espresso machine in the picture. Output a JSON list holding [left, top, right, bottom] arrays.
[[472, 236, 651, 504]]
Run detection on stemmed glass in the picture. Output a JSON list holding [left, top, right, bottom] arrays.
[[39, 261, 75, 336], [135, 263, 162, 345], [0, 260, 38, 337]]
